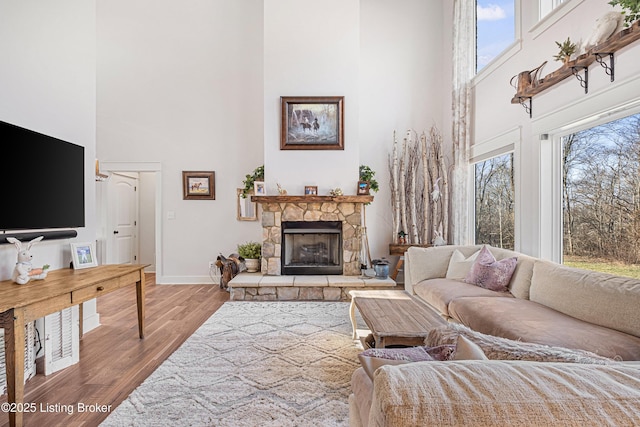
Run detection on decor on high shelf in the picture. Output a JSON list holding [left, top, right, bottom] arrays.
[[608, 0, 640, 27], [388, 126, 449, 245], [509, 61, 547, 94], [280, 96, 344, 150], [277, 183, 287, 195], [237, 241, 261, 273], [70, 241, 98, 270], [304, 185, 318, 195], [182, 171, 215, 200], [236, 188, 258, 221], [254, 181, 266, 196], [329, 187, 343, 196], [241, 165, 264, 198], [6, 236, 49, 284], [584, 11, 625, 50], [553, 37, 577, 64]]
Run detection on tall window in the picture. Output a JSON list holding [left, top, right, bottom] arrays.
[[562, 113, 640, 278], [476, 0, 515, 72], [474, 153, 515, 249], [539, 0, 567, 20]]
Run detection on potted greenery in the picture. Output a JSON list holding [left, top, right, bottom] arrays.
[[359, 165, 379, 193], [241, 165, 264, 198], [553, 37, 577, 65], [237, 241, 261, 272], [609, 0, 640, 26]]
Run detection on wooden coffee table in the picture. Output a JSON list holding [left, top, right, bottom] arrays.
[[349, 289, 446, 348]]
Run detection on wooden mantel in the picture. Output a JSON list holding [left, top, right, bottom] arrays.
[[251, 195, 373, 204]]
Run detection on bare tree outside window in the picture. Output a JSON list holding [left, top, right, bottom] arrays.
[[562, 113, 640, 278], [474, 153, 515, 249]]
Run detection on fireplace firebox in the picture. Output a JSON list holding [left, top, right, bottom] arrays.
[[281, 221, 342, 275]]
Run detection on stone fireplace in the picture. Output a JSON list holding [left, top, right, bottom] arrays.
[[255, 195, 373, 276], [227, 195, 397, 301]]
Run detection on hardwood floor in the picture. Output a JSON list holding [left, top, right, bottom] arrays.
[[0, 273, 229, 427]]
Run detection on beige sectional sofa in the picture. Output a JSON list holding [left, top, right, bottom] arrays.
[[350, 245, 640, 427], [405, 244, 640, 360]]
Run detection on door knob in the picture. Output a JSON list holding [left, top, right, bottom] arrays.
[[113, 230, 119, 234]]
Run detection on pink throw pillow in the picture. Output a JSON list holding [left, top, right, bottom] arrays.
[[464, 245, 517, 292]]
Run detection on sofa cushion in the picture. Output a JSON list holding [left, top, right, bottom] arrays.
[[445, 248, 480, 279], [413, 278, 513, 317], [452, 335, 488, 360], [464, 245, 517, 292], [447, 296, 640, 360], [351, 368, 373, 427], [358, 345, 455, 379], [530, 260, 640, 339], [426, 322, 614, 364], [368, 361, 640, 427]]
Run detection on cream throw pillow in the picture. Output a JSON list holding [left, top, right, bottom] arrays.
[[446, 249, 480, 280], [453, 335, 489, 360]]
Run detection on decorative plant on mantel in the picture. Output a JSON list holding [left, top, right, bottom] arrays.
[[553, 37, 577, 64], [359, 165, 379, 193], [388, 126, 449, 246], [241, 165, 264, 198], [609, 0, 640, 26]]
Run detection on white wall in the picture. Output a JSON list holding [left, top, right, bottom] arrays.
[[359, 0, 450, 261], [97, 0, 450, 282], [263, 0, 360, 195], [97, 0, 265, 283], [473, 0, 640, 258], [0, 0, 97, 274], [0, 0, 98, 328]]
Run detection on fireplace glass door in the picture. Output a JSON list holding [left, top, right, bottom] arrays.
[[281, 221, 342, 275]]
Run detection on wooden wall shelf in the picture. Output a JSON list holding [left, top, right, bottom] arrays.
[[511, 20, 640, 115]]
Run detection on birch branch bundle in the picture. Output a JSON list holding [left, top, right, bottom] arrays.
[[399, 132, 409, 242], [388, 126, 449, 245], [389, 131, 400, 243]]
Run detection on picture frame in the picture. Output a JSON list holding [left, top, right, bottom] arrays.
[[254, 181, 266, 196], [280, 96, 344, 150], [237, 188, 258, 221], [304, 185, 318, 195], [70, 242, 98, 269], [183, 171, 215, 200], [357, 181, 370, 195]]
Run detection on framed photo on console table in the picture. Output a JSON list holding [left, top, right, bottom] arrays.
[[70, 242, 98, 269], [280, 96, 344, 150]]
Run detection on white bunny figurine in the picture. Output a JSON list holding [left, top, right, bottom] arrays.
[[6, 236, 49, 285]]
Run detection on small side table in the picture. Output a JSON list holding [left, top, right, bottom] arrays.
[[388, 244, 431, 280]]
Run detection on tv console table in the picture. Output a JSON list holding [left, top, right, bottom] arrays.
[[0, 264, 146, 427]]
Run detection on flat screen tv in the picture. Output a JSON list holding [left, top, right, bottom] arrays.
[[0, 120, 85, 231]]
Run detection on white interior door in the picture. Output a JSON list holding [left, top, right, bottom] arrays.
[[107, 172, 139, 264]]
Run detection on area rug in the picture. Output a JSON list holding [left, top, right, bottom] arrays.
[[100, 301, 362, 427]]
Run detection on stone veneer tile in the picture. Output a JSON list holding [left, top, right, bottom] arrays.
[[293, 276, 329, 287]]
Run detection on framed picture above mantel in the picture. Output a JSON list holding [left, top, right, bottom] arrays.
[[280, 96, 344, 150]]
